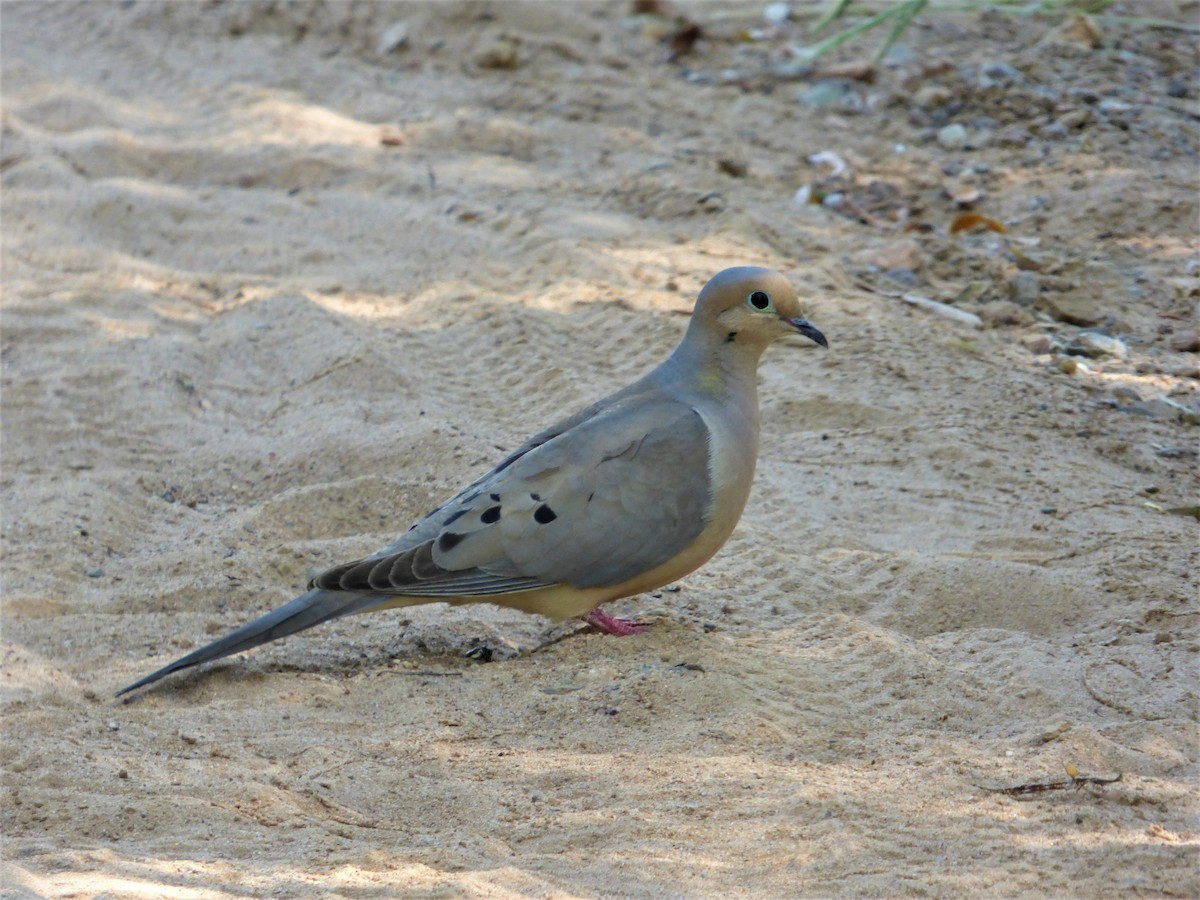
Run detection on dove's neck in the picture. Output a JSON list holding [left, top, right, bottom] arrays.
[[663, 322, 769, 407], [655, 321, 765, 529], [657, 324, 764, 485]]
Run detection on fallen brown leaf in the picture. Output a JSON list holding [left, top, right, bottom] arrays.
[[950, 211, 1006, 235]]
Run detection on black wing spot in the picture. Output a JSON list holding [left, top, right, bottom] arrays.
[[480, 505, 501, 524], [489, 493, 500, 502], [534, 504, 557, 524], [530, 492, 541, 501], [438, 532, 466, 552], [725, 331, 737, 343]]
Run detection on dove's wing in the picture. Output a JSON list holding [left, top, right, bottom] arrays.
[[312, 396, 712, 595]]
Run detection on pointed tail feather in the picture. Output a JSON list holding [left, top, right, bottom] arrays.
[[116, 590, 397, 697]]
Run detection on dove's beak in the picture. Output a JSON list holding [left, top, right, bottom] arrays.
[[787, 317, 828, 348]]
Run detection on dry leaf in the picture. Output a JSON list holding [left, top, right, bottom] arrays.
[[668, 22, 703, 60], [950, 211, 1006, 235]]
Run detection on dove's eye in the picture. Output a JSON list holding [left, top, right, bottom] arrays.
[[748, 291, 772, 311]]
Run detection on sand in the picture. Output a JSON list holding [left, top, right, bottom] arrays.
[[2, 1, 1197, 896]]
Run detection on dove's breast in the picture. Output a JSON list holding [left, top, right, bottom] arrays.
[[599, 395, 760, 597]]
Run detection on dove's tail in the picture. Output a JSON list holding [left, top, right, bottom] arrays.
[[115, 589, 404, 697]]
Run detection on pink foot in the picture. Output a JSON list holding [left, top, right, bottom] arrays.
[[583, 609, 650, 636]]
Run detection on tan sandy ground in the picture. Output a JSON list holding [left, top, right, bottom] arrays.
[[2, 2, 1197, 897]]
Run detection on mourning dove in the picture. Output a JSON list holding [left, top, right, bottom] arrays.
[[117, 267, 826, 696]]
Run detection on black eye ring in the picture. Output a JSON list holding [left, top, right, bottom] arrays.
[[748, 291, 771, 310]]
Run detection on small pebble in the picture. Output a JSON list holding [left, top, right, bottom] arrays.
[[763, 2, 791, 25], [883, 268, 917, 288], [476, 35, 521, 70], [1007, 271, 1041, 306], [979, 61, 1021, 85], [1040, 505, 1058, 515], [937, 123, 968, 150], [797, 80, 862, 111], [978, 300, 1033, 327], [914, 85, 952, 108], [86, 568, 104, 578], [716, 158, 748, 178], [1058, 108, 1091, 129], [1023, 334, 1054, 355], [1056, 354, 1079, 375], [1041, 121, 1068, 140], [1169, 330, 1199, 353], [1066, 331, 1127, 359], [376, 20, 409, 56], [994, 125, 1031, 147]]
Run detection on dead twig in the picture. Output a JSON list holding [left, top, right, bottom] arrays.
[[980, 764, 1122, 798]]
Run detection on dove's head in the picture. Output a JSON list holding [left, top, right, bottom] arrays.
[[693, 266, 827, 352]]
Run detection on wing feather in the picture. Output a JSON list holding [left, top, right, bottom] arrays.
[[307, 395, 712, 598]]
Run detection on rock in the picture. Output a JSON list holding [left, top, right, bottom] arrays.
[[1045, 14, 1103, 50], [1021, 333, 1055, 355], [1007, 271, 1041, 306], [1164, 360, 1200, 379], [1146, 396, 1200, 425], [1169, 330, 1199, 353], [1041, 121, 1068, 140], [994, 125, 1032, 147], [1056, 354, 1081, 374], [1041, 292, 1105, 327], [807, 149, 850, 176], [1058, 108, 1091, 129], [955, 281, 990, 304], [852, 238, 923, 273], [1066, 331, 1127, 359], [376, 20, 410, 56], [717, 158, 748, 178], [797, 80, 863, 112], [914, 85, 952, 108], [945, 181, 982, 205], [937, 123, 968, 150], [883, 268, 918, 288], [763, 2, 791, 25], [978, 61, 1022, 87], [476, 34, 521, 70], [978, 300, 1034, 327]]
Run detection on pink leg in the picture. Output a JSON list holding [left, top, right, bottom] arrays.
[[583, 608, 650, 636]]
